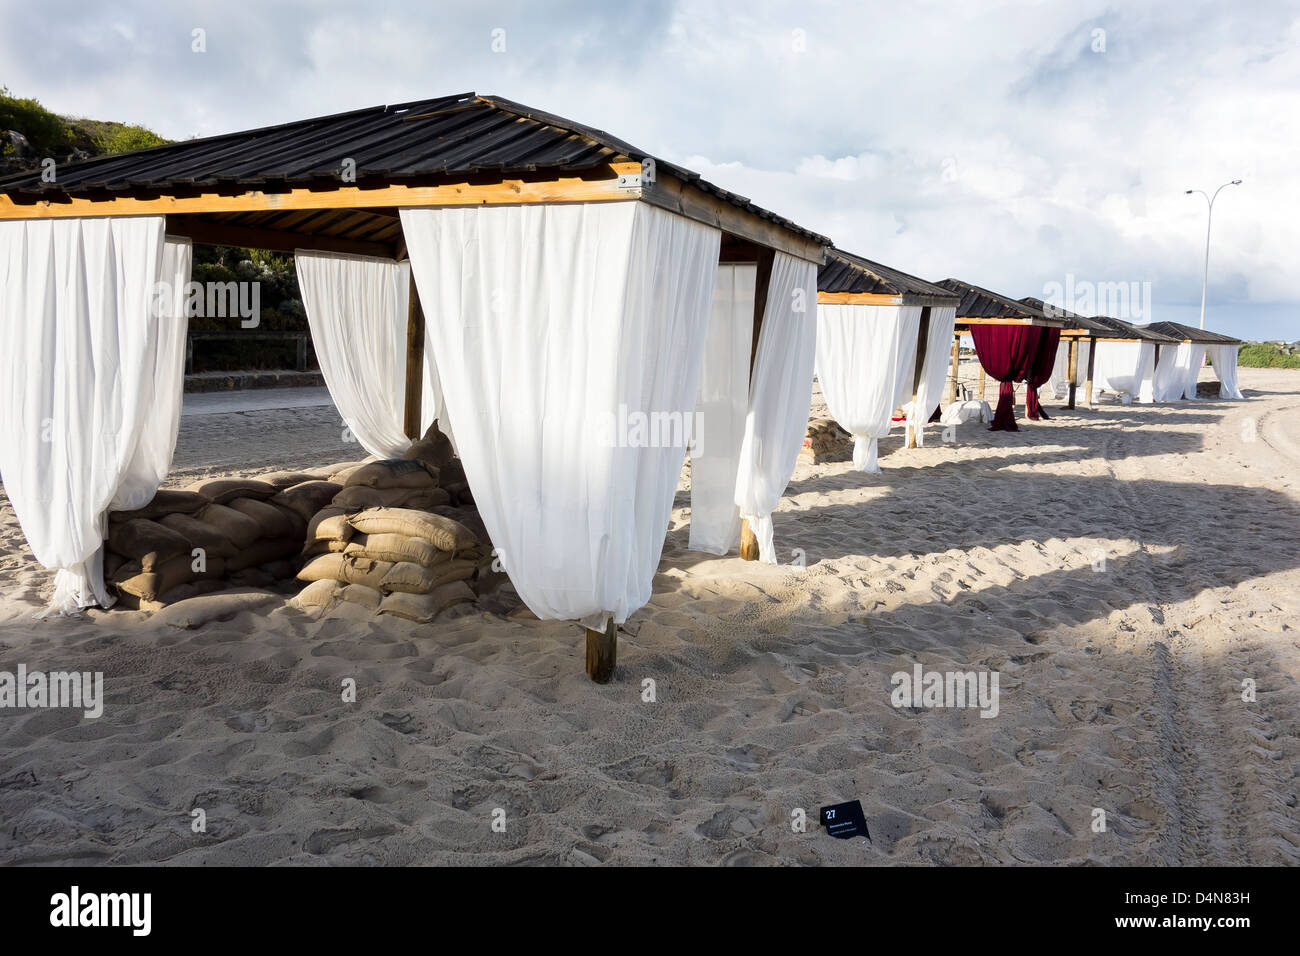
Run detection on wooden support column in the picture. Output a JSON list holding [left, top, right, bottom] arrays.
[[978, 366, 986, 399], [586, 616, 617, 683], [946, 333, 961, 403], [739, 248, 775, 562], [1066, 338, 1079, 409], [906, 307, 931, 449], [1084, 335, 1097, 408], [403, 271, 424, 440]]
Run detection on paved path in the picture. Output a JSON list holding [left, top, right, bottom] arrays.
[[181, 386, 336, 417]]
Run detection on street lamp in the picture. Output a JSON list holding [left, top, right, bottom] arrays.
[[1185, 180, 1242, 330]]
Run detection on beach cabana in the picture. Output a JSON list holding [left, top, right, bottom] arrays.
[[935, 279, 1068, 431], [0, 92, 828, 681], [1145, 321, 1245, 400], [813, 248, 958, 469], [1019, 300, 1183, 407]]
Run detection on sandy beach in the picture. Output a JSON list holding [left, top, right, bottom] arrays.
[[1, 366, 1297, 866]]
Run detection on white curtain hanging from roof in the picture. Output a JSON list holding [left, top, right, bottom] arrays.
[[1090, 340, 1155, 404], [1208, 344, 1245, 399], [114, 236, 193, 510], [0, 216, 173, 616], [400, 202, 720, 628], [688, 263, 753, 555], [295, 250, 451, 459], [734, 251, 819, 563], [1151, 342, 1186, 402], [905, 304, 957, 447], [1047, 338, 1091, 400], [814, 303, 920, 472], [1179, 342, 1207, 399]]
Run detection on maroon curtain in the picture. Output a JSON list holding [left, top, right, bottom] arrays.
[[969, 325, 1044, 431], [1025, 328, 1062, 420]]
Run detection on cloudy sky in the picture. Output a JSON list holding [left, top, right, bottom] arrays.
[[4, 0, 1296, 338]]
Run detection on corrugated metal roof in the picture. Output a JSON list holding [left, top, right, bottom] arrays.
[[937, 278, 1047, 320], [0, 92, 829, 246], [1018, 296, 1112, 333], [819, 247, 958, 299], [1144, 320, 1241, 345], [1088, 315, 1183, 343]]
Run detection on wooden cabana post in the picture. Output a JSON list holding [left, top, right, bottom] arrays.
[[403, 271, 425, 440], [947, 333, 961, 403], [906, 306, 932, 449], [738, 247, 774, 562]]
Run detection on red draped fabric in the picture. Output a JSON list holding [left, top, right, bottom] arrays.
[[969, 325, 1044, 431], [1025, 328, 1062, 421]]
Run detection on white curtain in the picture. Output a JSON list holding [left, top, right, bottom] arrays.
[[1208, 344, 1244, 399], [0, 216, 168, 614], [115, 237, 192, 510], [1151, 343, 1186, 402], [1091, 341, 1156, 403], [688, 263, 753, 554], [400, 202, 720, 628], [815, 304, 920, 472], [734, 252, 819, 563], [1048, 338, 1091, 399], [906, 305, 956, 447], [1178, 342, 1207, 399], [296, 250, 450, 459]]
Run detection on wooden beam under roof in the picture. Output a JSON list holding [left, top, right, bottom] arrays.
[[166, 215, 397, 258]]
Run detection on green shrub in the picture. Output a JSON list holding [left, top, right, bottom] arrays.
[[94, 124, 169, 154], [1237, 343, 1300, 369], [0, 87, 68, 155]]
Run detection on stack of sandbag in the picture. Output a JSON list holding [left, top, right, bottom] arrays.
[[103, 475, 340, 610], [799, 417, 853, 464], [295, 506, 484, 623]]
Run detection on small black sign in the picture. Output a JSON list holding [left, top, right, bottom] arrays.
[[820, 800, 870, 840]]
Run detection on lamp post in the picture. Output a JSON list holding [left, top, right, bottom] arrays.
[[1185, 180, 1241, 330]]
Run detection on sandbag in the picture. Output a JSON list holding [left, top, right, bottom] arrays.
[[400, 421, 455, 470], [153, 588, 277, 628], [327, 464, 367, 484], [306, 507, 354, 543], [261, 558, 298, 581], [197, 503, 263, 550], [226, 497, 296, 539], [297, 553, 346, 583], [343, 532, 448, 568], [344, 458, 438, 490], [380, 558, 477, 595], [438, 458, 466, 487], [187, 477, 277, 504], [272, 481, 343, 523], [269, 501, 308, 541], [257, 470, 321, 490], [340, 556, 393, 590], [158, 513, 239, 558], [103, 550, 128, 579], [444, 482, 473, 507], [225, 536, 302, 573], [109, 489, 207, 521], [331, 485, 447, 511], [301, 537, 351, 558], [106, 518, 192, 567], [338, 583, 383, 611], [378, 581, 476, 623], [114, 553, 225, 603], [228, 567, 273, 589], [294, 578, 341, 610], [349, 508, 480, 553]]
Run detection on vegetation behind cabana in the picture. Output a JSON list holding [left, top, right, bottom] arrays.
[[1239, 342, 1300, 369], [2, 88, 310, 374]]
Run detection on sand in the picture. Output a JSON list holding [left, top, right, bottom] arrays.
[[1, 367, 1297, 865]]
